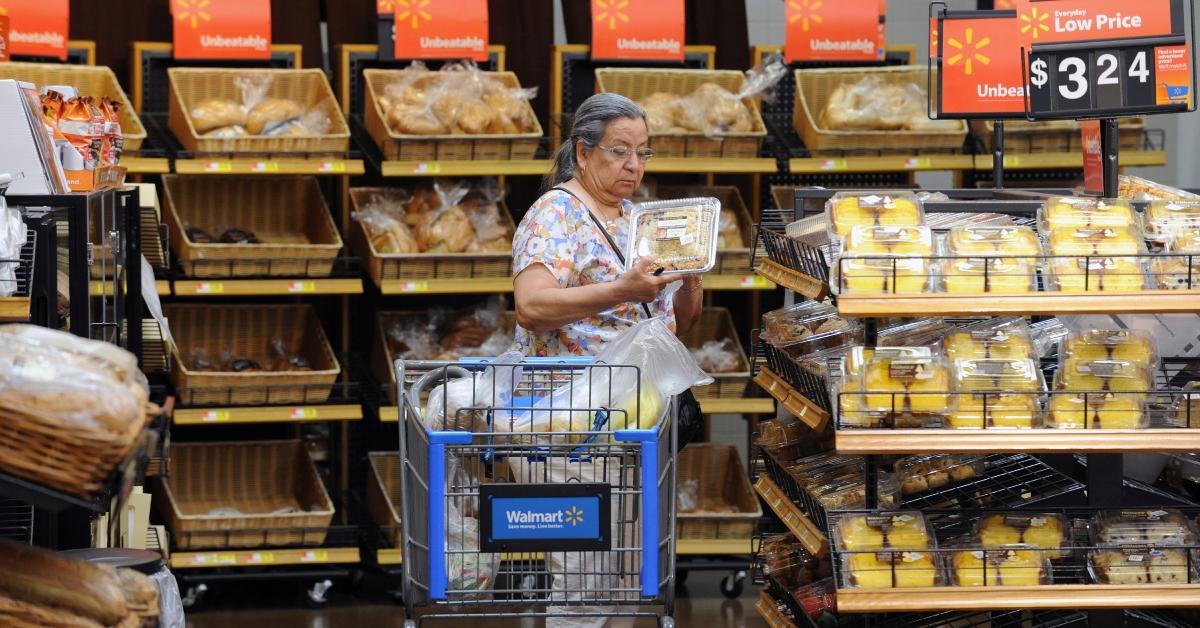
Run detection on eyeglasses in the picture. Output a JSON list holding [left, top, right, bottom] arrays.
[[597, 145, 655, 163]]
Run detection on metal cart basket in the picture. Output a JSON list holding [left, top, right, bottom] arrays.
[[396, 357, 678, 628]]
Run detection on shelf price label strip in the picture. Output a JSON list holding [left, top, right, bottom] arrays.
[[173, 548, 359, 569]]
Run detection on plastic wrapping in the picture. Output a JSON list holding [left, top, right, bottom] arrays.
[[716, 207, 744, 249], [1173, 382, 1200, 428], [1040, 196, 1137, 231], [688, 338, 741, 373], [188, 73, 326, 138], [627, 198, 720, 275], [0, 205, 25, 297], [826, 192, 923, 239], [954, 358, 1044, 392], [381, 60, 538, 136], [844, 550, 942, 589], [445, 499, 499, 598], [977, 513, 1071, 559], [423, 350, 524, 432], [819, 76, 929, 131], [947, 225, 1040, 257], [844, 347, 932, 380], [1117, 174, 1200, 201], [837, 512, 940, 588], [150, 567, 185, 628], [761, 301, 860, 357], [1092, 509, 1198, 547], [1048, 226, 1145, 256], [761, 533, 832, 588], [951, 548, 1051, 586], [1151, 230, 1200, 289]]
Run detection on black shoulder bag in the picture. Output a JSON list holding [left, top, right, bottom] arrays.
[[552, 187, 705, 447]]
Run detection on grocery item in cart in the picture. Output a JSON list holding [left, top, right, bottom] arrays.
[[423, 350, 525, 432], [978, 513, 1071, 559], [626, 198, 720, 275], [952, 548, 1051, 586], [1092, 509, 1198, 547], [825, 192, 923, 239]]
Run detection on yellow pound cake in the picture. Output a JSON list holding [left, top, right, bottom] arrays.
[[1050, 257, 1145, 292], [844, 226, 933, 257], [948, 225, 1041, 257], [829, 194, 922, 238], [948, 393, 1040, 429], [1043, 197, 1136, 230], [1063, 330, 1156, 368], [953, 549, 1048, 586], [1057, 359, 1153, 393], [943, 328, 1036, 362], [978, 514, 1069, 559], [943, 257, 1036, 294], [840, 256, 930, 294], [839, 512, 931, 551], [1049, 393, 1144, 429], [863, 358, 950, 414], [1048, 227, 1143, 256], [849, 551, 939, 588]]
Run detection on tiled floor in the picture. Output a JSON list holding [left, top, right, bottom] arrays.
[[185, 571, 768, 628]]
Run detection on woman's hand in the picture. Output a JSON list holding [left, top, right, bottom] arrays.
[[617, 257, 675, 303]]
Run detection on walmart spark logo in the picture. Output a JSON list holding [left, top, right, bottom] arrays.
[[946, 27, 991, 76], [174, 0, 212, 30], [396, 0, 432, 29], [594, 0, 630, 31], [788, 0, 824, 33], [565, 507, 584, 526], [1020, 6, 1051, 40], [377, 0, 396, 11]]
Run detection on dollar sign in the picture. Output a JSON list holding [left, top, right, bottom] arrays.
[[1030, 59, 1049, 88]]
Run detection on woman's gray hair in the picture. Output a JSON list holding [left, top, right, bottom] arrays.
[[541, 92, 646, 192]]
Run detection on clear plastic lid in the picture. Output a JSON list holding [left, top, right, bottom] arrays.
[[879, 318, 959, 350], [948, 392, 1042, 429], [1047, 226, 1145, 256], [839, 256, 931, 294], [836, 511, 933, 551], [1089, 548, 1195, 585], [895, 454, 985, 496], [861, 356, 951, 415], [951, 548, 1051, 587], [1041, 196, 1137, 231], [977, 513, 1071, 558], [845, 550, 942, 588], [1092, 509, 1198, 547], [941, 257, 1037, 294], [761, 301, 861, 356], [1062, 329, 1157, 369], [845, 346, 932, 379], [1152, 237, 1200, 290], [826, 191, 924, 238], [1047, 256, 1146, 293], [760, 533, 827, 588], [954, 358, 1045, 393], [1146, 200, 1200, 241], [626, 197, 720, 275], [756, 417, 806, 453], [1167, 228, 1200, 253], [1171, 381, 1200, 429], [1047, 392, 1147, 429], [947, 225, 1041, 257], [942, 320, 1036, 362], [814, 482, 867, 511], [1055, 359, 1154, 393], [843, 225, 933, 257]]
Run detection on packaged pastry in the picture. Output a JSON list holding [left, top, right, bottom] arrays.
[[1062, 329, 1157, 369], [846, 550, 941, 588], [1118, 174, 1200, 202], [761, 301, 861, 356], [952, 548, 1051, 586], [878, 318, 960, 349], [1145, 200, 1200, 242], [1047, 256, 1146, 293], [978, 513, 1071, 559], [1090, 548, 1194, 584], [953, 358, 1044, 393], [627, 198, 720, 275], [826, 192, 923, 239], [844, 346, 931, 379], [941, 257, 1037, 294], [1173, 382, 1200, 428], [838, 255, 931, 294], [942, 320, 1036, 362], [760, 533, 831, 588], [1054, 359, 1153, 393], [862, 356, 951, 415], [895, 454, 985, 495], [1092, 510, 1197, 547], [843, 225, 933, 257], [947, 225, 1041, 257], [1040, 196, 1137, 231], [1151, 230, 1200, 290], [836, 512, 932, 551], [1047, 226, 1144, 256], [1048, 392, 1145, 429], [947, 392, 1041, 429]]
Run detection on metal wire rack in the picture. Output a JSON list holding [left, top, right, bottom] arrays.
[[0, 226, 35, 299], [0, 499, 34, 544]]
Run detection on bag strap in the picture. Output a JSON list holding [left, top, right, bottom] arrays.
[[552, 187, 654, 319]]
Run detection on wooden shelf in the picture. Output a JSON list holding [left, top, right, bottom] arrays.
[[174, 405, 363, 425], [0, 296, 30, 322], [789, 154, 974, 174], [837, 291, 1200, 318], [677, 538, 758, 556], [91, 280, 171, 297], [171, 547, 360, 569], [974, 150, 1167, 170], [756, 590, 799, 628], [754, 367, 829, 431], [705, 274, 776, 291], [697, 397, 776, 415], [377, 548, 402, 566], [379, 277, 513, 295], [836, 584, 1200, 613], [173, 278, 362, 296], [121, 157, 171, 174], [754, 260, 828, 300], [381, 159, 551, 177], [644, 157, 778, 174], [834, 428, 1200, 455], [379, 405, 400, 423], [754, 476, 828, 558], [174, 158, 364, 176]]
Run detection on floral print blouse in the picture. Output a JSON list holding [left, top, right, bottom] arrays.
[[512, 189, 676, 356]]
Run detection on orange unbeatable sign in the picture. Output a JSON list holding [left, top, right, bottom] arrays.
[[0, 0, 68, 60], [591, 0, 684, 62], [785, 0, 883, 62], [394, 0, 488, 62], [1011, 0, 1176, 45], [939, 14, 1026, 117], [172, 0, 271, 60]]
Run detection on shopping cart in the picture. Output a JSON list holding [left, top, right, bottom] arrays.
[[1162, 82, 1191, 104], [395, 356, 677, 627]]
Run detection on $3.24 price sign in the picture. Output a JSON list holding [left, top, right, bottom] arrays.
[[1027, 44, 1193, 117]]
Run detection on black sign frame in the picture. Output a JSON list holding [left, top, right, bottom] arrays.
[[931, 4, 1029, 120], [479, 482, 612, 553]]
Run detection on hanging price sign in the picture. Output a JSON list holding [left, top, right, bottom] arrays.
[[591, 0, 684, 61], [784, 0, 885, 62], [0, 0, 69, 60], [935, 9, 1028, 118]]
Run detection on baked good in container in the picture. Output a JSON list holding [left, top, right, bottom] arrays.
[[847, 551, 939, 588], [863, 357, 950, 415], [1063, 330, 1156, 368], [1048, 226, 1143, 256], [627, 198, 720, 275], [1090, 549, 1192, 584], [190, 98, 246, 133], [827, 192, 922, 238], [943, 326, 1036, 362], [838, 512, 931, 551], [943, 257, 1036, 294], [948, 393, 1040, 429], [1056, 358, 1153, 393], [953, 549, 1048, 586], [947, 225, 1041, 256], [1145, 200, 1200, 241], [1093, 509, 1197, 547], [1049, 392, 1144, 429], [978, 514, 1069, 558], [1049, 256, 1145, 292], [246, 98, 302, 135], [1042, 197, 1136, 230]]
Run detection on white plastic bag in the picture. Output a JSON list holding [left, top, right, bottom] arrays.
[[423, 350, 525, 432], [150, 567, 185, 628], [445, 498, 498, 599]]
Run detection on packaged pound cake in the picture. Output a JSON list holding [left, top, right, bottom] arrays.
[[626, 197, 720, 275]]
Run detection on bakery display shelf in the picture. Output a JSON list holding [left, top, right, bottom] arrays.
[[757, 589, 800, 628], [973, 150, 1167, 171], [172, 155, 364, 176], [381, 158, 553, 177], [755, 367, 831, 430], [789, 154, 976, 175], [752, 227, 830, 300], [756, 337, 837, 416], [703, 274, 776, 291], [676, 538, 759, 555], [696, 397, 776, 415], [173, 381, 363, 425], [837, 292, 1200, 318], [754, 475, 829, 558], [172, 546, 361, 569], [834, 429, 1200, 455], [378, 276, 514, 295], [169, 256, 363, 296], [121, 156, 172, 174]]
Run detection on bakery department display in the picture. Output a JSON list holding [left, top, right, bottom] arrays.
[[352, 179, 515, 255]]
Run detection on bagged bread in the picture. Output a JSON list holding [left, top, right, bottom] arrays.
[[246, 98, 303, 135], [0, 539, 129, 626], [189, 99, 245, 134], [638, 92, 680, 132]]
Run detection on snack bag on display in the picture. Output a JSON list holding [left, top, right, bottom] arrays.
[[58, 97, 104, 171], [99, 97, 123, 167]]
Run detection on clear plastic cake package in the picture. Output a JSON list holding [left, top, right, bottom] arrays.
[[1039, 196, 1138, 232], [835, 511, 934, 552], [953, 358, 1045, 394], [1145, 200, 1200, 242], [1061, 329, 1158, 371], [825, 191, 924, 240], [626, 197, 720, 275], [1091, 509, 1198, 548], [947, 225, 1041, 257], [941, 318, 1036, 362], [975, 512, 1072, 559], [761, 301, 862, 356]]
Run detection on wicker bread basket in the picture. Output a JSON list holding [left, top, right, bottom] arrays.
[[166, 303, 341, 406], [154, 440, 334, 549], [678, 307, 750, 400], [362, 69, 543, 161], [677, 443, 762, 540], [168, 68, 350, 155], [0, 62, 147, 151], [595, 68, 767, 158], [794, 66, 967, 154], [367, 452, 402, 547], [163, 175, 343, 278]]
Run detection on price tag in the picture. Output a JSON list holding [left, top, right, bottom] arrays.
[[201, 410, 230, 423], [739, 275, 767, 288], [819, 159, 848, 171], [300, 550, 328, 562], [412, 163, 441, 174], [399, 281, 429, 292], [251, 161, 279, 173], [288, 281, 317, 293], [204, 161, 233, 173], [1003, 155, 1022, 167], [194, 282, 224, 294], [1028, 44, 1188, 117], [318, 161, 346, 173], [245, 552, 274, 564], [289, 407, 318, 420], [904, 157, 931, 169]]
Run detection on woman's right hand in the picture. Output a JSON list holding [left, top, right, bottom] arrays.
[[616, 257, 674, 303]]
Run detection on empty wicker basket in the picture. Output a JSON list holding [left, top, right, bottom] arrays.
[[168, 68, 350, 155], [0, 62, 147, 151], [163, 175, 343, 278], [166, 303, 341, 406], [678, 307, 750, 400], [367, 452, 402, 547], [677, 443, 761, 540], [154, 440, 335, 549]]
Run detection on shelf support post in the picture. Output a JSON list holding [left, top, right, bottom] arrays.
[[992, 120, 1005, 189]]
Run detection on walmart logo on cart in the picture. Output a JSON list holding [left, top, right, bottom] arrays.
[[507, 506, 585, 528]]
